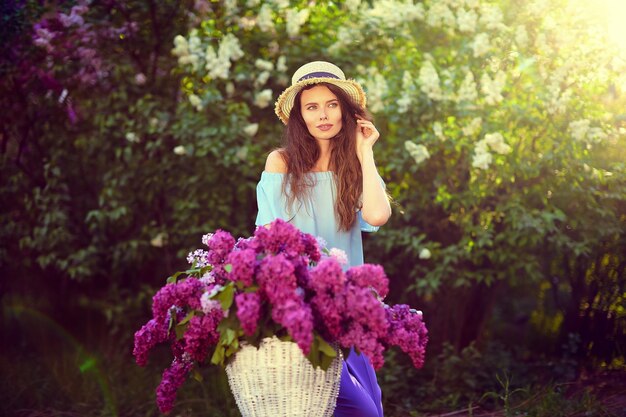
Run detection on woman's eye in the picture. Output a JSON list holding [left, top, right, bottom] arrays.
[[307, 105, 317, 110], [329, 102, 337, 108]]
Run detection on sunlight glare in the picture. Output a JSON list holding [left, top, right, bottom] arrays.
[[605, 0, 626, 54], [573, 0, 626, 57]]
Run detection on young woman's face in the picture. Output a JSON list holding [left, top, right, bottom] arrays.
[[299, 85, 343, 141]]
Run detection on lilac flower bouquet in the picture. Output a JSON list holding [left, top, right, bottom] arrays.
[[133, 219, 428, 413]]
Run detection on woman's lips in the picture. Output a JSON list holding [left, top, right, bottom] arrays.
[[317, 124, 333, 131]]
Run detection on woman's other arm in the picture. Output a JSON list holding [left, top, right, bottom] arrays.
[[356, 118, 391, 227]]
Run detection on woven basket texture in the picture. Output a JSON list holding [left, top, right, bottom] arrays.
[[225, 336, 342, 417]]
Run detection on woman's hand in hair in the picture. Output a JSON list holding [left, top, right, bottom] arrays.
[[355, 115, 380, 163], [355, 115, 391, 226]]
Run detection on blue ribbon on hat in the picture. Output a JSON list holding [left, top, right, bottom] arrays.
[[298, 72, 341, 82]]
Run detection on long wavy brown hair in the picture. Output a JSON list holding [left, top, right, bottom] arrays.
[[278, 82, 372, 232]]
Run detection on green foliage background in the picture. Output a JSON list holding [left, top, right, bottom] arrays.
[[1, 0, 624, 416]]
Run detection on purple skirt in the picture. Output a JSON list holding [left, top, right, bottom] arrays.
[[334, 348, 384, 417]]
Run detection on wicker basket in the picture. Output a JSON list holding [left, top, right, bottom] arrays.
[[225, 336, 342, 417]]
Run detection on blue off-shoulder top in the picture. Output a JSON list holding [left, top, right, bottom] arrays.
[[255, 171, 380, 267]]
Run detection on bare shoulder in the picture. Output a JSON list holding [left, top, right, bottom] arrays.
[[264, 149, 288, 173]]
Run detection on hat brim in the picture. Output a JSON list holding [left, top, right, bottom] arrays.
[[274, 78, 367, 125]]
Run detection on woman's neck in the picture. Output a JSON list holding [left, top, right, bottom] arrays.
[[313, 139, 332, 172]]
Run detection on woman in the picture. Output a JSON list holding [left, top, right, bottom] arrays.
[[256, 61, 391, 417]]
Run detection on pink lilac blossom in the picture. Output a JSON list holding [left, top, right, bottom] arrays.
[[384, 304, 428, 369], [345, 264, 389, 298], [133, 318, 170, 366], [226, 248, 257, 286], [183, 311, 223, 362], [235, 292, 262, 336], [156, 358, 194, 414]]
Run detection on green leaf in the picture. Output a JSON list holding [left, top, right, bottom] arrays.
[[175, 321, 189, 340], [317, 336, 337, 358], [166, 270, 186, 284], [211, 345, 225, 366], [168, 310, 175, 335], [192, 368, 203, 382], [305, 338, 321, 369], [320, 352, 335, 371], [225, 343, 239, 358], [179, 310, 195, 326], [215, 282, 235, 310], [225, 328, 236, 345], [224, 264, 232, 273]]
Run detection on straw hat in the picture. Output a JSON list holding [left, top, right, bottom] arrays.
[[274, 61, 367, 125]]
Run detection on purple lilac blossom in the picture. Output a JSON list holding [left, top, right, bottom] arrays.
[[338, 322, 386, 370], [133, 318, 170, 366], [151, 279, 205, 322], [226, 249, 257, 286], [183, 311, 223, 362], [271, 297, 314, 354], [308, 259, 347, 339], [170, 339, 186, 360], [384, 304, 429, 369], [309, 259, 345, 294], [156, 358, 194, 414], [337, 283, 389, 370], [301, 232, 322, 262], [135, 219, 430, 413], [235, 292, 262, 336], [310, 291, 345, 340], [345, 264, 389, 299], [254, 219, 305, 257], [206, 230, 236, 265], [256, 254, 297, 304], [292, 257, 311, 289], [210, 265, 230, 285], [235, 236, 262, 252]]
